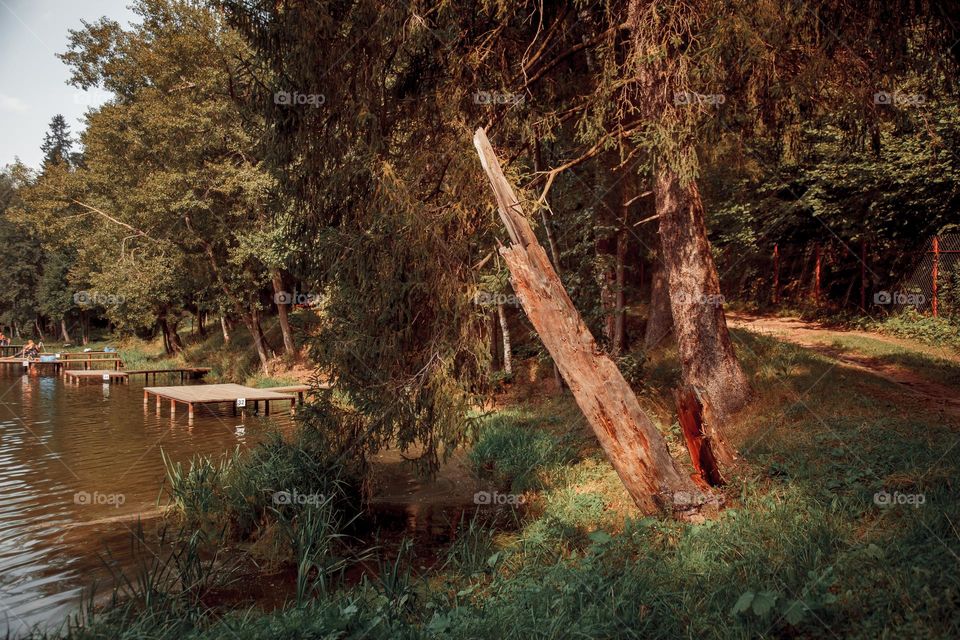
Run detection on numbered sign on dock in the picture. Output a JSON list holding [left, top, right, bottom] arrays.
[[102, 373, 110, 381], [22, 361, 28, 367], [236, 398, 246, 408]]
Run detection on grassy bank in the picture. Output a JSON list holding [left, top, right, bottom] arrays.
[[34, 329, 960, 639]]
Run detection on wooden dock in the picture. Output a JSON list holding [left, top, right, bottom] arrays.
[[0, 354, 124, 374], [0, 344, 25, 356], [144, 383, 298, 421], [126, 368, 211, 384], [267, 384, 328, 403], [65, 369, 129, 384]]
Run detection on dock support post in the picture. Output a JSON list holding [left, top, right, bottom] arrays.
[[188, 403, 194, 422], [265, 400, 270, 416], [156, 394, 161, 414], [143, 390, 148, 406], [170, 399, 176, 418]]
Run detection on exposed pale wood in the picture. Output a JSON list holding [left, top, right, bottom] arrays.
[[474, 127, 708, 514]]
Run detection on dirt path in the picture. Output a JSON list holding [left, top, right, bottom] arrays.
[[729, 313, 960, 418]]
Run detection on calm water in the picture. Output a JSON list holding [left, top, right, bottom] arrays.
[[0, 366, 293, 637]]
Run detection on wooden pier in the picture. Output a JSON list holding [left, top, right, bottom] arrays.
[[144, 383, 298, 421], [0, 353, 124, 374], [64, 369, 129, 384], [126, 367, 211, 384], [268, 384, 326, 403]]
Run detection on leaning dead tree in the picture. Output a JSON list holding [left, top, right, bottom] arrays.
[[474, 128, 717, 515]]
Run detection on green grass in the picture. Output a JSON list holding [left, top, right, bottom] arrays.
[[33, 331, 960, 639]]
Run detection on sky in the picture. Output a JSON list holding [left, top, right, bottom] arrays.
[[0, 0, 137, 169]]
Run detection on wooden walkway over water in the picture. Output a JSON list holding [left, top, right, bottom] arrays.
[[65, 367, 211, 384], [144, 383, 299, 421]]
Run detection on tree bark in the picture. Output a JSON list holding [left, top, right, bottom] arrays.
[[655, 167, 751, 425], [497, 302, 512, 376], [220, 315, 231, 344], [644, 259, 673, 349], [534, 136, 565, 390], [475, 128, 712, 514], [60, 317, 71, 343], [241, 304, 271, 374], [158, 311, 184, 355], [271, 268, 297, 355], [612, 209, 628, 356]]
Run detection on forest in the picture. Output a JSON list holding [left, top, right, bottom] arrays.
[[1, 0, 960, 638]]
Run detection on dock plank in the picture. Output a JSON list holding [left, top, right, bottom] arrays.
[[144, 383, 295, 403]]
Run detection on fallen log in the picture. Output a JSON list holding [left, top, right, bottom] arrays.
[[473, 127, 715, 514]]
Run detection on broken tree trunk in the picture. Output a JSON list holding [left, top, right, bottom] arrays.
[[673, 385, 735, 487], [474, 128, 711, 514]]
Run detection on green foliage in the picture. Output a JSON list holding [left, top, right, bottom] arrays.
[[875, 309, 960, 349], [468, 413, 577, 493]]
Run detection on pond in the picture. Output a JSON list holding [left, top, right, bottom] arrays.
[[0, 366, 293, 637]]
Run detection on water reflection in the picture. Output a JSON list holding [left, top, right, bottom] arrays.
[[0, 367, 292, 637]]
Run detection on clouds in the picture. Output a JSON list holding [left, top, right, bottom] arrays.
[[0, 94, 29, 113]]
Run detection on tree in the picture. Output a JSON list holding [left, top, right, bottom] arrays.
[[40, 115, 73, 168]]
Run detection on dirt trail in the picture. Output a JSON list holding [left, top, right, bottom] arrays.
[[729, 313, 960, 419]]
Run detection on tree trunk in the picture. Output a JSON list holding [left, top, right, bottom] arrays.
[[497, 302, 512, 376], [485, 309, 500, 370], [197, 309, 208, 337], [475, 128, 712, 514], [60, 318, 71, 343], [241, 304, 271, 375], [644, 259, 673, 349], [655, 166, 751, 426], [612, 212, 628, 356], [220, 315, 231, 344], [534, 136, 565, 390], [159, 312, 184, 355], [271, 268, 297, 355]]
